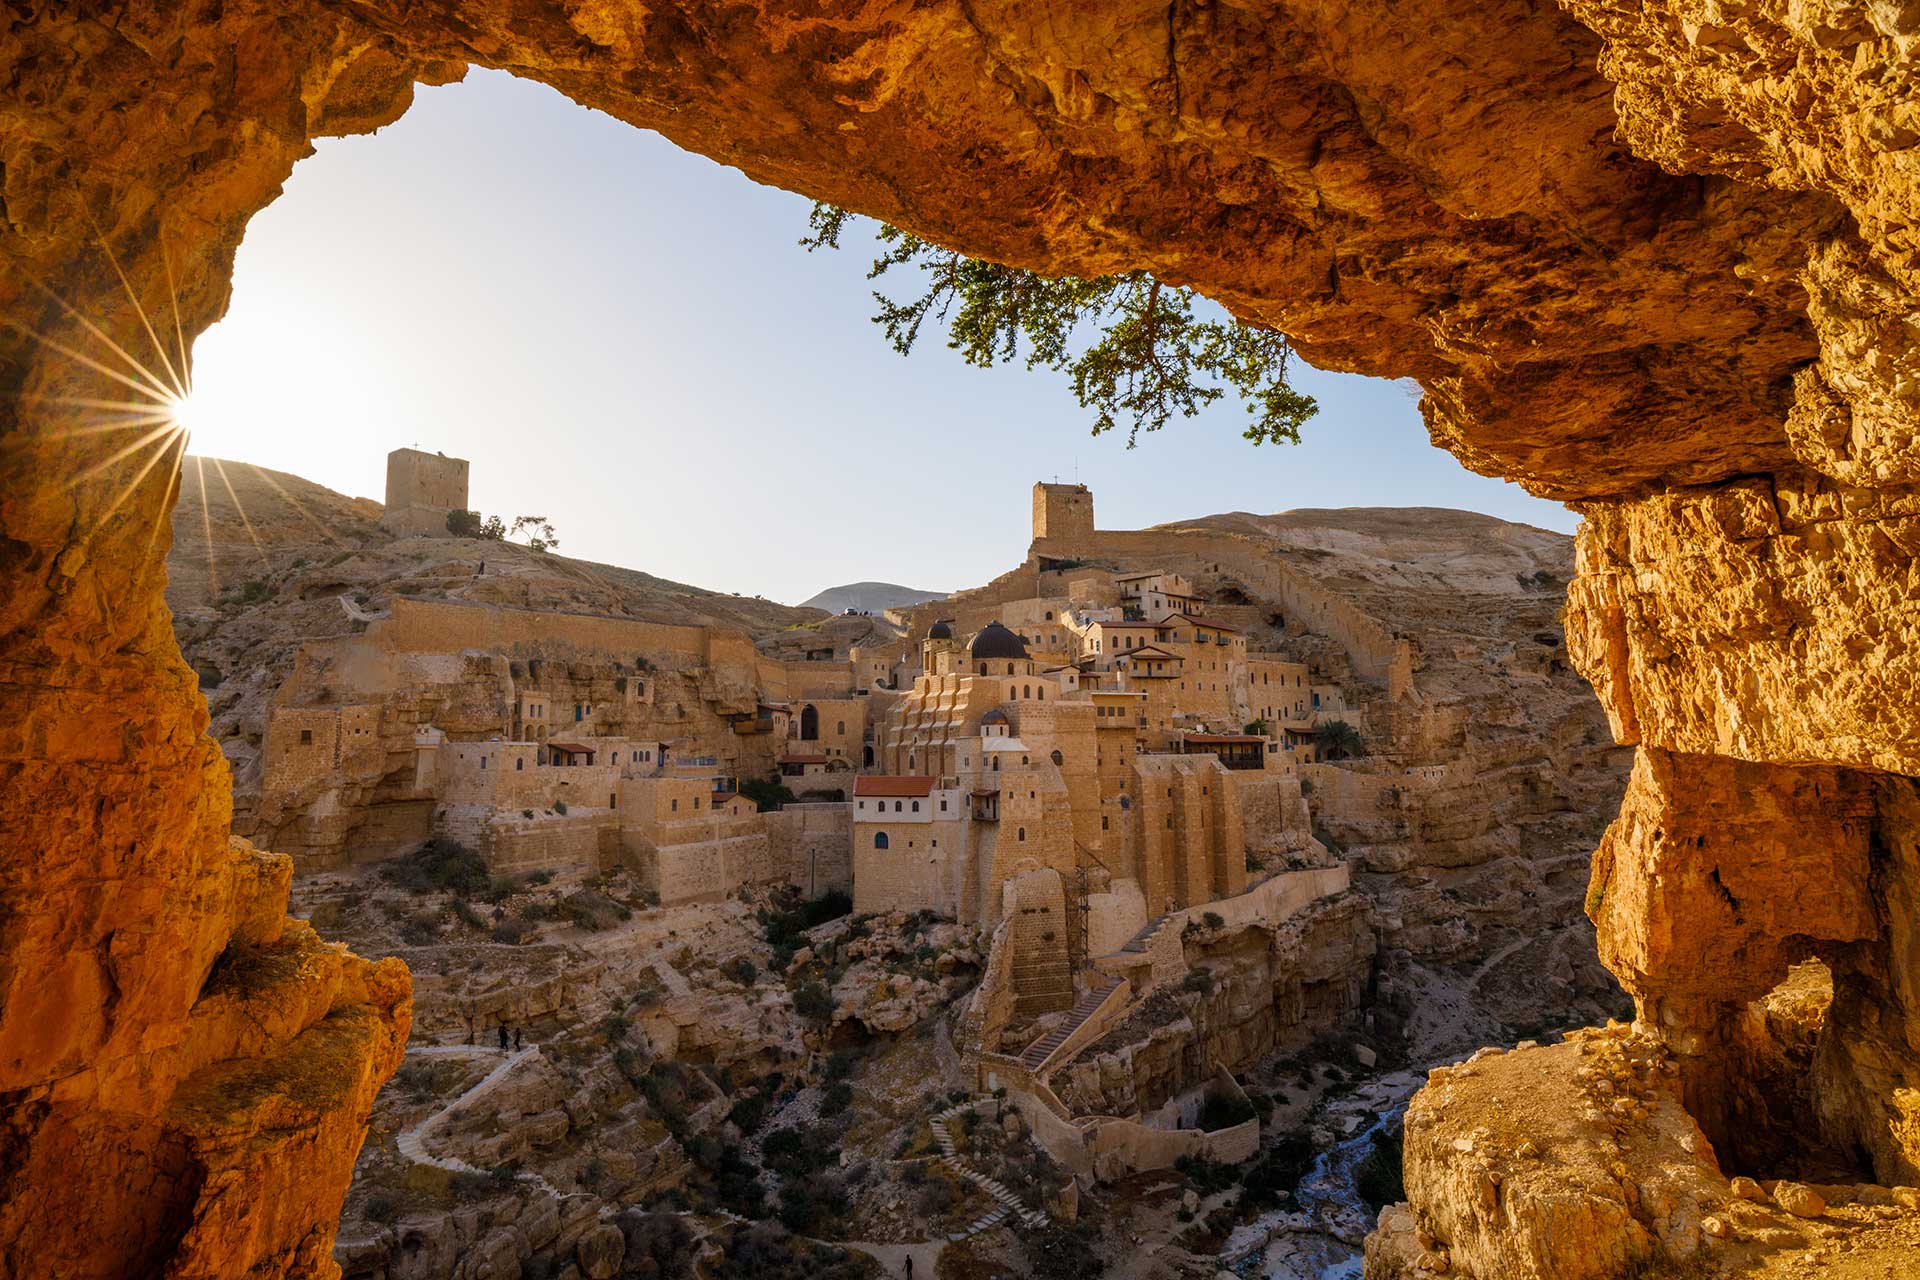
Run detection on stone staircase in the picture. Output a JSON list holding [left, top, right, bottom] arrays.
[[1118, 910, 1174, 954], [927, 1101, 1048, 1240], [1019, 976, 1123, 1070]]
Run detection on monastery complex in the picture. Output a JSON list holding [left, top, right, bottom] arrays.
[[240, 452, 1474, 1162]]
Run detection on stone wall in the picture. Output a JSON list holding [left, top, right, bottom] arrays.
[[482, 809, 613, 876]]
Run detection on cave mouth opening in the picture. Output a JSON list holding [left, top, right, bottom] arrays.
[[1677, 960, 1878, 1186]]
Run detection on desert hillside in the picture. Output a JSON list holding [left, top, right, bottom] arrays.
[[166, 456, 825, 781]]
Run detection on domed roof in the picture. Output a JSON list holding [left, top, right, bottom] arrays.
[[969, 622, 1030, 660], [928, 619, 955, 640]]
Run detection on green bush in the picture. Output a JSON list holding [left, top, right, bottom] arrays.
[[820, 1080, 854, 1116], [380, 839, 493, 897], [740, 775, 799, 812], [793, 980, 834, 1024]]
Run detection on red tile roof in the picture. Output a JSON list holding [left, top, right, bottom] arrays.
[[853, 775, 936, 798], [1182, 733, 1266, 745]]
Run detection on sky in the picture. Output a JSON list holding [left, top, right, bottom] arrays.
[[183, 69, 1575, 606]]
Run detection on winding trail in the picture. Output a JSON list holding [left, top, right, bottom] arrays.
[[393, 1043, 582, 1200]]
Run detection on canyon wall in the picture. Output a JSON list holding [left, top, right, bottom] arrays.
[[1, 0, 1915, 1274]]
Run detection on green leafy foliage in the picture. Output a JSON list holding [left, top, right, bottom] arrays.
[[740, 775, 800, 812], [802, 203, 1317, 448], [1316, 718, 1364, 761]]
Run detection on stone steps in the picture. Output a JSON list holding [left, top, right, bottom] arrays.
[[926, 1100, 1049, 1237], [1019, 976, 1123, 1069]]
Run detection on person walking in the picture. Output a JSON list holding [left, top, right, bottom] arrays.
[[905, 1256, 913, 1278], [514, 1027, 522, 1052], [498, 1024, 509, 1053]]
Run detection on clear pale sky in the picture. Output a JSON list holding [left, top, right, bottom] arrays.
[[184, 69, 1575, 606]]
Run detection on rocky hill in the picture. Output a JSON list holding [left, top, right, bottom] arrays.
[[799, 580, 947, 614], [166, 457, 825, 787]]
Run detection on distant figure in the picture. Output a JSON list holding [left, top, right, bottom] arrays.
[[905, 1257, 913, 1278], [514, 1027, 522, 1052], [498, 1024, 509, 1053], [477, 560, 484, 576]]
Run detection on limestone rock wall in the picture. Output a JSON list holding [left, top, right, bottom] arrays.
[[1052, 894, 1376, 1117], [3, 0, 1917, 1272]]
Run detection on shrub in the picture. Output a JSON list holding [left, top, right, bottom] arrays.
[[399, 910, 441, 945], [449, 898, 484, 930], [723, 957, 758, 986], [490, 917, 531, 945], [553, 800, 568, 815], [364, 1193, 397, 1223], [380, 839, 493, 897], [793, 980, 834, 1024], [740, 775, 799, 812], [820, 1080, 854, 1117], [615, 1210, 696, 1277], [561, 890, 622, 931], [1202, 911, 1225, 929]]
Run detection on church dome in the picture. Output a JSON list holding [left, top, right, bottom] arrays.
[[928, 619, 955, 640], [969, 622, 1030, 660]]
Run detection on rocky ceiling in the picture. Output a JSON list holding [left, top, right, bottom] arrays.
[[1, 0, 1915, 1274]]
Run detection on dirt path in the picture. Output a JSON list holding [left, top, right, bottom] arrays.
[[843, 1239, 944, 1279]]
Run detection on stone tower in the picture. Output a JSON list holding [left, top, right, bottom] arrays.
[[1032, 481, 1095, 545], [380, 447, 470, 536]]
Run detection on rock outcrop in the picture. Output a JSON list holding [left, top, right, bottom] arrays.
[[4, 0, 1918, 1274]]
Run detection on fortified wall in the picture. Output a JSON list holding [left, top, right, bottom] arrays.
[[1027, 486, 1400, 680]]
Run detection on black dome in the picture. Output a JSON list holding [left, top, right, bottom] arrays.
[[928, 619, 955, 640], [969, 622, 1030, 660]]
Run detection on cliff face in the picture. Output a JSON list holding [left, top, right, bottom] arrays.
[[1, 0, 1915, 1276]]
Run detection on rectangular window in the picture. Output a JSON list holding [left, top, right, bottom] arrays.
[[299, 729, 313, 745], [671, 798, 678, 812]]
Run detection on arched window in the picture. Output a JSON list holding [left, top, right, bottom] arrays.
[[1023, 684, 1031, 699], [800, 705, 820, 741], [894, 800, 904, 813], [992, 758, 1001, 772], [911, 800, 920, 813], [875, 832, 889, 850], [1017, 827, 1027, 842], [837, 721, 845, 735], [1045, 611, 1053, 621], [1051, 750, 1064, 766], [1037, 687, 1044, 701], [979, 662, 988, 675]]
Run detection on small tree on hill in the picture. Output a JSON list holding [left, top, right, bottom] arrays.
[[510, 515, 559, 552]]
